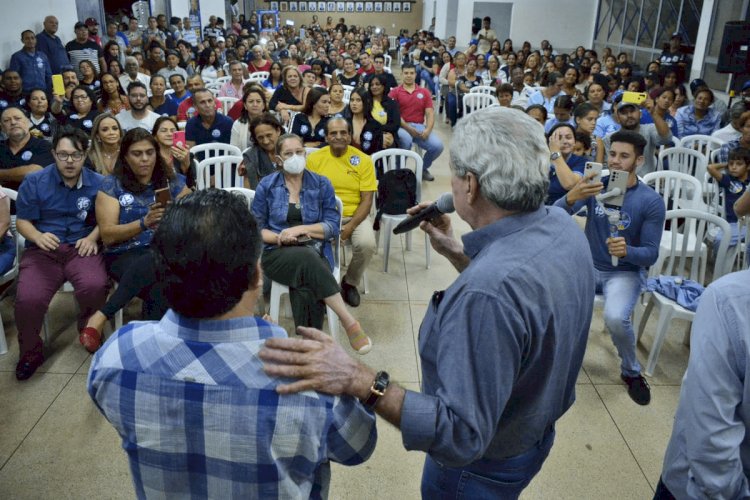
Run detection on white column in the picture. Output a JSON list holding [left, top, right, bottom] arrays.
[[690, 0, 715, 82]]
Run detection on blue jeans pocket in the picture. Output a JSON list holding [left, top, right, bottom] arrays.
[[457, 469, 528, 499]]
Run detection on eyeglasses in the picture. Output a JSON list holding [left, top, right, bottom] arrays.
[[55, 151, 85, 161], [72, 95, 90, 101]]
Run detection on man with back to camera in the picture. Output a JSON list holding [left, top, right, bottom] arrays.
[[390, 63, 443, 181], [88, 188, 376, 498], [556, 130, 665, 405], [259, 106, 595, 498]]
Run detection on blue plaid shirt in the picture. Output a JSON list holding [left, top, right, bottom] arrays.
[[88, 310, 377, 499]]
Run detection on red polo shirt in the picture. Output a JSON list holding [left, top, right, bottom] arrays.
[[389, 84, 433, 124], [176, 96, 222, 121]]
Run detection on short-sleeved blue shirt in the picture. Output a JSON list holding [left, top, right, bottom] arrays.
[[547, 153, 586, 205], [185, 114, 234, 160], [151, 97, 178, 117], [16, 164, 103, 248], [98, 173, 186, 254], [719, 173, 749, 223]]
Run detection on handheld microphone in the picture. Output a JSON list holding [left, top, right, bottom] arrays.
[[393, 193, 455, 235], [607, 210, 621, 267]]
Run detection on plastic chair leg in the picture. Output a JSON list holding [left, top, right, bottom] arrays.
[[425, 232, 431, 269], [382, 222, 392, 273], [644, 304, 673, 377], [0, 318, 7, 355], [636, 296, 655, 341]]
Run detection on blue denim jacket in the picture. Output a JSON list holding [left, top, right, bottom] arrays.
[[252, 170, 340, 269]]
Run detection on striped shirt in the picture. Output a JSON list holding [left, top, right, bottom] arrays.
[[88, 310, 376, 499], [64, 39, 103, 78]]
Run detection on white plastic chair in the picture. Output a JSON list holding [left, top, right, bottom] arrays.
[[657, 146, 708, 180], [190, 143, 242, 160], [164, 88, 175, 96], [269, 197, 343, 342], [383, 54, 392, 70], [0, 188, 19, 355], [222, 187, 255, 208], [388, 36, 398, 55], [469, 85, 497, 95], [679, 134, 725, 164], [305, 147, 319, 156], [342, 85, 354, 105], [217, 96, 238, 115], [213, 75, 232, 87], [462, 93, 499, 117], [636, 209, 732, 377], [371, 149, 430, 272], [196, 155, 244, 189], [245, 71, 269, 83]]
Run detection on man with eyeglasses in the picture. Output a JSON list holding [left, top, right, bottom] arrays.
[[116, 81, 160, 132], [14, 126, 107, 380], [0, 106, 53, 191]]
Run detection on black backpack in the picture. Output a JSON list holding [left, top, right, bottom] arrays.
[[373, 168, 417, 231]]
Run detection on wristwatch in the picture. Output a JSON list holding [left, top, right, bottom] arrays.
[[364, 371, 390, 410], [550, 151, 562, 161]]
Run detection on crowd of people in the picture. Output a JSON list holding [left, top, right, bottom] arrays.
[[2, 6, 750, 500]]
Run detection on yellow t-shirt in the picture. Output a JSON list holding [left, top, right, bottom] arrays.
[[371, 100, 387, 125], [307, 145, 378, 217]]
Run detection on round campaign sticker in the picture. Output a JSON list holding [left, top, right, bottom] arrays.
[[0, 100, 7, 108], [76, 196, 91, 210], [300, 125, 309, 134], [36, 58, 44, 69], [187, 107, 195, 116], [77, 210, 87, 221], [19, 98, 26, 106], [378, 110, 386, 117], [211, 129, 221, 138], [730, 181, 745, 194], [94, 80, 101, 87], [417, 92, 424, 99], [349, 155, 360, 166], [318, 129, 325, 137], [363, 141, 371, 150], [83, 119, 93, 129], [21, 151, 32, 161], [40, 123, 50, 132], [69, 113, 79, 120], [119, 193, 135, 206], [363, 131, 373, 141]]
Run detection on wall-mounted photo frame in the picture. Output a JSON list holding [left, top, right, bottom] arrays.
[[328, 1, 335, 10], [393, 2, 400, 12], [402, 1, 410, 12], [355, 1, 363, 11], [308, 1, 316, 11], [270, 1, 279, 10], [299, 1, 307, 11], [289, 1, 298, 11], [280, 1, 288, 11], [374, 2, 382, 12], [365, 2, 373, 12], [319, 1, 327, 11], [384, 2, 392, 12], [346, 2, 354, 12], [337, 2, 345, 12]]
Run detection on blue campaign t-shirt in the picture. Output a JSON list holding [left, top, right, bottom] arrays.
[[719, 173, 749, 223], [99, 173, 186, 254], [185, 114, 234, 161], [152, 97, 178, 117], [547, 153, 586, 205], [16, 164, 104, 247]]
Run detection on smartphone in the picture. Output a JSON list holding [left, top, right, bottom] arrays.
[[622, 91, 648, 106], [155, 187, 172, 207], [52, 74, 65, 96], [173, 130, 186, 148], [584, 162, 603, 184], [606, 170, 629, 206], [296, 235, 312, 243]]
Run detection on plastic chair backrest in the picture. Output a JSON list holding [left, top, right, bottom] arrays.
[[679, 134, 725, 163], [245, 71, 269, 83], [342, 85, 354, 105], [190, 143, 242, 160], [384, 54, 392, 69], [462, 93, 499, 116], [657, 146, 707, 180], [371, 148, 423, 204], [196, 155, 244, 189], [643, 171, 703, 210], [470, 85, 497, 95], [222, 187, 255, 209], [217, 96, 238, 115]]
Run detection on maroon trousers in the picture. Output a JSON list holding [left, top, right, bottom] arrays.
[[15, 244, 108, 356]]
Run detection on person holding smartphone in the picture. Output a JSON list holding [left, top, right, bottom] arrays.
[[79, 128, 191, 348]]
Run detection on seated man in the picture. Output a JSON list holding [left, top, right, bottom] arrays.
[[184, 88, 233, 160], [116, 81, 160, 131], [176, 74, 221, 121], [15, 127, 107, 379], [555, 130, 665, 405], [0, 70, 27, 112], [87, 188, 376, 498], [390, 63, 443, 181], [119, 57, 151, 96], [307, 117, 377, 307], [0, 106, 54, 191]]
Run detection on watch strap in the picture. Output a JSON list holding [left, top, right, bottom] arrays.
[[364, 371, 390, 409]]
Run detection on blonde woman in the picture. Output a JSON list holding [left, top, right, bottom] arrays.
[[87, 113, 123, 175]]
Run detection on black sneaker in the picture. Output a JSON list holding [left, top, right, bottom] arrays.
[[341, 281, 361, 307], [16, 351, 45, 381], [621, 374, 651, 405], [422, 170, 435, 182]]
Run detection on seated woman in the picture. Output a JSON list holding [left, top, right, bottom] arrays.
[[546, 123, 586, 205], [261, 62, 283, 93], [26, 88, 58, 142], [269, 66, 310, 124], [347, 87, 383, 156], [80, 128, 191, 347], [449, 58, 481, 127], [674, 86, 721, 138], [239, 113, 284, 189], [335, 57, 361, 88], [231, 84, 269, 151], [153, 116, 194, 187], [79, 60, 102, 101], [289, 87, 330, 148], [368, 73, 400, 150], [327, 82, 347, 117], [251, 133, 371, 354], [65, 86, 100, 135], [87, 113, 123, 175], [98, 72, 130, 115]]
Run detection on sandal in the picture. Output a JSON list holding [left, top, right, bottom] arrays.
[[345, 322, 372, 355], [79, 327, 103, 353]]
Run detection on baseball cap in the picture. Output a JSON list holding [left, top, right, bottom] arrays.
[[279, 49, 290, 58], [670, 32, 682, 40], [216, 36, 225, 43], [85, 17, 98, 27]]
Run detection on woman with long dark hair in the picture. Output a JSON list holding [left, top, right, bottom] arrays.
[[231, 84, 269, 150], [269, 65, 310, 123], [98, 72, 129, 115], [290, 87, 330, 147], [79, 128, 191, 348], [347, 87, 382, 156], [368, 73, 400, 149]]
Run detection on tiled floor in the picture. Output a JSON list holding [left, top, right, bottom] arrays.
[[0, 115, 691, 499]]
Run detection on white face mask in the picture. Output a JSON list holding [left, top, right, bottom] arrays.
[[282, 153, 306, 175]]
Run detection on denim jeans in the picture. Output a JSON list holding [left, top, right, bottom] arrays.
[[419, 69, 436, 94], [446, 92, 462, 127], [397, 123, 444, 171], [595, 268, 646, 377], [420, 428, 554, 499]]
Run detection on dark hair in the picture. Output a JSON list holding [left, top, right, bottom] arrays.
[[103, 40, 121, 65], [554, 94, 575, 110], [497, 83, 514, 95], [625, 77, 643, 92], [349, 86, 373, 117], [302, 87, 329, 115], [79, 59, 99, 79], [249, 112, 283, 146], [402, 62, 417, 72], [650, 86, 675, 100], [547, 122, 576, 139], [70, 85, 95, 111], [525, 104, 548, 121], [368, 72, 394, 96], [239, 84, 269, 123], [52, 125, 89, 152], [728, 147, 750, 164], [168, 73, 185, 84], [151, 115, 180, 137], [127, 80, 148, 94], [115, 128, 176, 194], [693, 86, 715, 104], [543, 71, 563, 87], [610, 129, 647, 157], [575, 131, 592, 150], [153, 189, 262, 318]]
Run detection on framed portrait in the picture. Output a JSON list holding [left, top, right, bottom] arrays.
[[346, 2, 354, 12], [402, 2, 410, 12], [280, 1, 288, 10], [299, 1, 307, 10], [328, 1, 335, 10], [290, 1, 298, 11], [393, 2, 400, 12], [259, 11, 279, 31], [365, 2, 373, 11], [270, 1, 279, 10], [374, 2, 382, 11], [384, 2, 392, 12], [337, 2, 345, 12], [355, 1, 363, 11], [319, 1, 327, 11], [308, 2, 316, 11]]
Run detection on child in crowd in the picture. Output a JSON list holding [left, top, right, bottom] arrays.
[[707, 147, 750, 250], [574, 132, 592, 159]]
